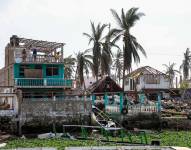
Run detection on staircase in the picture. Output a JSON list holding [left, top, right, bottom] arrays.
[[91, 106, 121, 130]]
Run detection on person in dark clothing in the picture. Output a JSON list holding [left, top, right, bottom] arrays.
[[22, 49, 26, 61], [32, 48, 37, 61]]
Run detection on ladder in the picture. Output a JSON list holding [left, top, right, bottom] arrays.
[[92, 105, 120, 129]]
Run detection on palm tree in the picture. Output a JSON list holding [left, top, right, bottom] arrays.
[[100, 44, 112, 76], [100, 28, 120, 77], [180, 48, 191, 80], [64, 55, 76, 79], [163, 62, 180, 88], [75, 50, 93, 89], [83, 22, 107, 80], [113, 49, 123, 84], [110, 8, 147, 90]]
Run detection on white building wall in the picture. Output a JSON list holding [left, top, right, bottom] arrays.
[[124, 75, 170, 91]]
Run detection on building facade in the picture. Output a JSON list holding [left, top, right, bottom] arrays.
[[0, 35, 73, 98], [124, 66, 170, 92]]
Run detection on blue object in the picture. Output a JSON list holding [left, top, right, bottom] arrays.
[[157, 93, 161, 112], [139, 94, 145, 104], [104, 93, 108, 107], [119, 92, 123, 112]]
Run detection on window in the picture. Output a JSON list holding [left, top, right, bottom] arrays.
[[130, 79, 135, 90], [136, 77, 140, 84], [19, 65, 29, 77], [145, 74, 160, 84], [46, 67, 59, 76], [125, 79, 129, 85], [35, 65, 42, 69]]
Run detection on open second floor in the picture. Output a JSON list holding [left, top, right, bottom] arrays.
[[5, 35, 65, 65]]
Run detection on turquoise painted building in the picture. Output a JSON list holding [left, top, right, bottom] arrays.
[[0, 35, 72, 99]]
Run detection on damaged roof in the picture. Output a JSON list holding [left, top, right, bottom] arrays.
[[127, 66, 167, 78], [86, 76, 123, 94], [19, 38, 64, 52], [11, 35, 65, 53]]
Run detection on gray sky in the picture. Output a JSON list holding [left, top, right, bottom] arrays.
[[0, 0, 191, 73]]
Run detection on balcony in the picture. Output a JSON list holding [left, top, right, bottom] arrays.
[[15, 54, 63, 64], [15, 78, 73, 88]]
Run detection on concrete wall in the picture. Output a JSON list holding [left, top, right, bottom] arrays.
[[0, 99, 92, 133], [20, 99, 92, 126]]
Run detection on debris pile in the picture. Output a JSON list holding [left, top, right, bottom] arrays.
[[161, 99, 191, 118]]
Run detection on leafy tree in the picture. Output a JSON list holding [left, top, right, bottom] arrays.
[[83, 22, 107, 80], [75, 50, 93, 89], [180, 48, 191, 80], [180, 80, 190, 100], [100, 27, 120, 77], [110, 8, 146, 90], [113, 49, 123, 84], [64, 55, 76, 79], [163, 62, 180, 88]]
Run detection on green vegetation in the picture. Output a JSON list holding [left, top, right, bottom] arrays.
[[147, 130, 191, 147], [3, 139, 102, 150], [180, 48, 191, 80], [2, 130, 191, 150], [110, 8, 146, 90], [64, 8, 147, 88], [163, 62, 180, 88]]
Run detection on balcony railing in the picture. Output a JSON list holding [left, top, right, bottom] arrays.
[[15, 78, 73, 88], [15, 55, 63, 64]]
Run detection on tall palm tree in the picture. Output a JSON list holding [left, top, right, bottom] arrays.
[[163, 62, 180, 88], [100, 44, 112, 76], [75, 50, 93, 89], [64, 55, 76, 79], [110, 8, 146, 90], [180, 48, 191, 80], [100, 28, 120, 77], [83, 22, 107, 80], [113, 49, 123, 84]]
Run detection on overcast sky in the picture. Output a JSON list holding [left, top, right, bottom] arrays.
[[0, 0, 191, 73]]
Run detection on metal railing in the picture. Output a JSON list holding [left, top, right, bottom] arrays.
[[15, 55, 63, 63], [105, 105, 120, 113], [128, 103, 158, 114], [105, 103, 158, 114], [15, 78, 73, 88], [23, 96, 91, 101]]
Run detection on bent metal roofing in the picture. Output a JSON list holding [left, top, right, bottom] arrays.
[[127, 66, 167, 78], [18, 37, 65, 53]]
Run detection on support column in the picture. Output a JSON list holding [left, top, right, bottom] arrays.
[[157, 93, 161, 112], [92, 94, 96, 105], [42, 64, 46, 78], [119, 92, 123, 112], [104, 93, 108, 108], [139, 93, 145, 104]]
